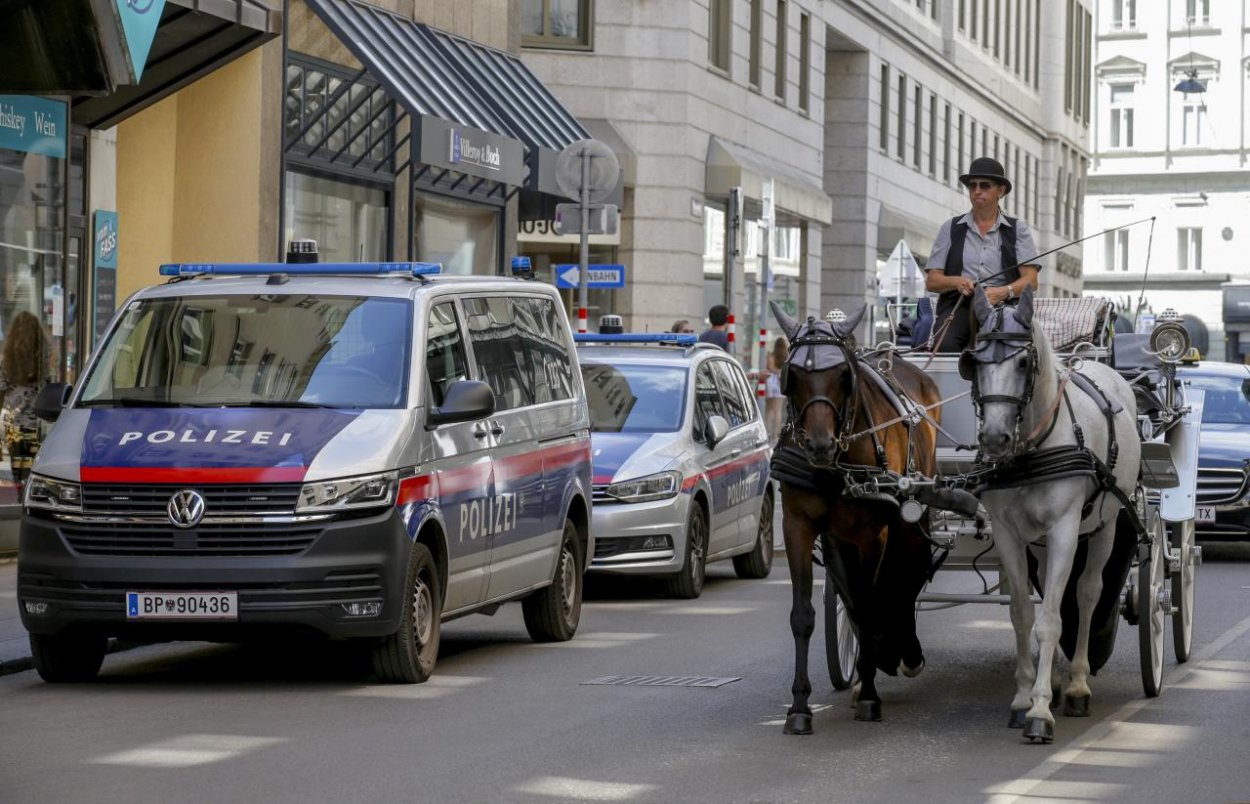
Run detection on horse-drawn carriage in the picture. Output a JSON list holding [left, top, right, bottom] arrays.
[[769, 291, 1203, 742]]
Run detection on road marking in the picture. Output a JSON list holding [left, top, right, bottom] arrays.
[[514, 775, 656, 800], [656, 605, 755, 616], [343, 675, 490, 700], [529, 632, 658, 649], [89, 734, 284, 768], [961, 619, 1014, 630], [986, 610, 1250, 803]]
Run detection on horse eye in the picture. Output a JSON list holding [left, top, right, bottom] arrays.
[[1017, 356, 1029, 370]]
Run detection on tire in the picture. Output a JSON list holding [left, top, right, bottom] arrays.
[[523, 519, 583, 642], [824, 569, 859, 691], [733, 493, 774, 579], [30, 632, 107, 683], [664, 503, 707, 599], [1139, 516, 1166, 698], [372, 542, 442, 683], [1170, 519, 1196, 663]]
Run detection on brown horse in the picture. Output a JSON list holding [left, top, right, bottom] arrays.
[[770, 303, 959, 734]]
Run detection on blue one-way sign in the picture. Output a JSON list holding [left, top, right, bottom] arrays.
[[554, 264, 626, 289]]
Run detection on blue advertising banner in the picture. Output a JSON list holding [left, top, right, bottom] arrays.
[[0, 96, 67, 158], [94, 211, 120, 344], [116, 0, 167, 82]]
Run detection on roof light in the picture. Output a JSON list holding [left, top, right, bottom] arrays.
[[574, 333, 697, 346], [158, 262, 443, 278]]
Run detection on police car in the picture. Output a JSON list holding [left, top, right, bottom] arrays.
[[576, 333, 774, 598], [18, 242, 592, 683]]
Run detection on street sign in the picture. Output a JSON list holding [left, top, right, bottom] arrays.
[[554, 264, 626, 289]]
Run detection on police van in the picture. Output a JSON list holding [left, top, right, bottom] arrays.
[[18, 244, 593, 683]]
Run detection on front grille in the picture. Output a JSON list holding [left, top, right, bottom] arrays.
[[1196, 468, 1247, 505], [61, 523, 323, 557], [82, 484, 302, 516], [592, 484, 617, 504]]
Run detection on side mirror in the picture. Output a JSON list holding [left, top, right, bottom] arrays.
[[428, 380, 495, 426], [705, 414, 730, 449], [33, 383, 71, 422]]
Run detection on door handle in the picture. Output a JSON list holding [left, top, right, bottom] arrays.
[[731, 448, 742, 457], [473, 423, 490, 439], [490, 423, 505, 437]]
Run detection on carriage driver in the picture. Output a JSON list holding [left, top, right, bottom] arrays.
[[924, 156, 1041, 352]]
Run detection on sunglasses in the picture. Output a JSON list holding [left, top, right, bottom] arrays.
[[967, 180, 1001, 191]]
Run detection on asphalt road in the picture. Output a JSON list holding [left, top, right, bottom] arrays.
[[2, 546, 1249, 804]]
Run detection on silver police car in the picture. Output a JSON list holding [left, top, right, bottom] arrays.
[[576, 334, 774, 598]]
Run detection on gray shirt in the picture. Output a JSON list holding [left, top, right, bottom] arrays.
[[926, 211, 1041, 286]]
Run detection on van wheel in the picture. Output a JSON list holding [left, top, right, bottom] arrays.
[[30, 633, 107, 683], [372, 542, 442, 683], [665, 504, 707, 599], [523, 519, 582, 642], [734, 493, 774, 579]]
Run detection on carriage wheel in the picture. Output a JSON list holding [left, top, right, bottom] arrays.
[[1138, 515, 1167, 698], [1170, 519, 1197, 663], [824, 565, 859, 691]]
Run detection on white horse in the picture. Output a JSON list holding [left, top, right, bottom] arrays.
[[963, 286, 1141, 743]]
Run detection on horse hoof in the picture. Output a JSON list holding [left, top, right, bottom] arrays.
[[854, 700, 882, 722], [783, 712, 813, 735], [1022, 717, 1054, 744], [899, 658, 925, 678], [1007, 709, 1028, 729], [1063, 694, 1091, 717]]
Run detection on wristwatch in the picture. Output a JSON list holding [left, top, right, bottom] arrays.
[[1006, 285, 1016, 301]]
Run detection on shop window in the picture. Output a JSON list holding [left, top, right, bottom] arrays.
[[522, 0, 593, 50], [414, 195, 499, 276], [284, 171, 388, 263]]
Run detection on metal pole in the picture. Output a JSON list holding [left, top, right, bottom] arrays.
[[723, 186, 741, 310], [578, 151, 590, 333], [757, 218, 770, 379]]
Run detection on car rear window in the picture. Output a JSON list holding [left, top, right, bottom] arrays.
[[581, 363, 687, 433], [1185, 373, 1250, 425]]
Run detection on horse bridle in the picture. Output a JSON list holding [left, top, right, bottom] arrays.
[[782, 324, 863, 462], [962, 307, 1039, 448]]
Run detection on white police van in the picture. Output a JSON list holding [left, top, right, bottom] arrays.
[[18, 243, 593, 683]]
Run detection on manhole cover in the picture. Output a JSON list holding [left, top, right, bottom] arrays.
[[581, 675, 740, 688]]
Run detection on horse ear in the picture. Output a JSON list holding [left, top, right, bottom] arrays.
[[972, 285, 993, 323], [833, 304, 866, 339], [770, 301, 799, 340], [1015, 285, 1035, 327]]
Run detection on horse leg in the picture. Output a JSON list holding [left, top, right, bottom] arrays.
[[783, 514, 818, 735], [1024, 507, 1084, 743], [1063, 518, 1116, 717], [844, 538, 884, 722], [991, 516, 1037, 730]]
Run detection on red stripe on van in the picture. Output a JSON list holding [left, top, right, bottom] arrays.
[[79, 466, 308, 484]]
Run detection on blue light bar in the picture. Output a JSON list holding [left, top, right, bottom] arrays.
[[158, 262, 443, 277], [574, 333, 698, 346]]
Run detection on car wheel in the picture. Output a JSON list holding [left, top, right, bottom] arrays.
[[733, 493, 774, 579], [523, 519, 583, 642], [372, 542, 442, 683], [30, 632, 107, 683], [665, 503, 707, 599]]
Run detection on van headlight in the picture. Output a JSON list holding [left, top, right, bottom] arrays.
[[297, 471, 397, 513], [606, 471, 682, 503], [25, 475, 83, 513]]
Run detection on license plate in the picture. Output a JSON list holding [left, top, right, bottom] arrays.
[[126, 592, 238, 620], [1196, 506, 1216, 523]]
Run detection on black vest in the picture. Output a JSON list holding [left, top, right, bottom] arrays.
[[935, 214, 1020, 318]]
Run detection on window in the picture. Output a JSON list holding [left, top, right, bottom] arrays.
[[709, 0, 731, 72], [521, 0, 592, 49], [1181, 99, 1206, 146], [582, 363, 687, 433], [970, 0, 978, 39], [463, 296, 531, 411], [959, 0, 966, 29], [513, 297, 575, 403], [1109, 83, 1134, 148], [414, 195, 499, 275], [798, 12, 810, 112], [943, 103, 952, 181], [711, 361, 750, 427], [913, 86, 923, 168], [425, 302, 468, 407], [1178, 228, 1202, 271], [693, 363, 727, 443], [879, 64, 891, 151], [929, 94, 938, 176], [994, 0, 1001, 57], [284, 172, 388, 264], [775, 1, 788, 100], [1104, 230, 1129, 271], [1111, 0, 1135, 30], [897, 74, 907, 159], [749, 0, 763, 87], [1187, 0, 1209, 25]]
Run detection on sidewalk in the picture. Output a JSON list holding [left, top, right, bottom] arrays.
[[0, 558, 33, 676]]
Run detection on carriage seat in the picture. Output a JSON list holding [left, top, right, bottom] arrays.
[[1033, 297, 1114, 353]]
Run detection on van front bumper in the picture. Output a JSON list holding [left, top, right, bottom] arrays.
[[17, 509, 409, 641]]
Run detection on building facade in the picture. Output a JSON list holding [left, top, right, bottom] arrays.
[[1083, 0, 1250, 362], [522, 0, 1091, 358]]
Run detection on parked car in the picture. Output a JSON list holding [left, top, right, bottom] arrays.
[[1179, 360, 1250, 541], [575, 335, 774, 598]]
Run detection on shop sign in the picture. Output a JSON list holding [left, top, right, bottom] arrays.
[[418, 116, 524, 186], [517, 218, 620, 246], [114, 0, 167, 82], [93, 211, 120, 344], [0, 96, 66, 158]]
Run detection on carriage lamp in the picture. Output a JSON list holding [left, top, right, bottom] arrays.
[[1149, 310, 1191, 363]]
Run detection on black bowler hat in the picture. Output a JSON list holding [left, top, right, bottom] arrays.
[[959, 156, 1012, 195]]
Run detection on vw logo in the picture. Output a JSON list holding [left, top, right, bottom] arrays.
[[167, 490, 206, 528]]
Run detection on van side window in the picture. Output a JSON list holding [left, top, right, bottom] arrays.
[[693, 362, 726, 443], [425, 302, 468, 407], [513, 297, 574, 403], [710, 360, 750, 427], [463, 296, 532, 411]]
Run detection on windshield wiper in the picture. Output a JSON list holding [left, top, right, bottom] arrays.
[[79, 398, 209, 408], [222, 400, 336, 409]]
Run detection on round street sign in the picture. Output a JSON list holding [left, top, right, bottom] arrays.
[[554, 138, 620, 203]]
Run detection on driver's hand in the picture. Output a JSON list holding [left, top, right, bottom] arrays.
[[984, 285, 1010, 305], [957, 277, 976, 296]]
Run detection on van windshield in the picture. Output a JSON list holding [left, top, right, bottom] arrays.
[[79, 295, 412, 408], [581, 362, 687, 433]]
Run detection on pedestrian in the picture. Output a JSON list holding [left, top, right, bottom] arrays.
[[670, 319, 695, 334], [0, 311, 50, 487], [925, 156, 1041, 352], [764, 335, 789, 441], [697, 304, 731, 350]]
